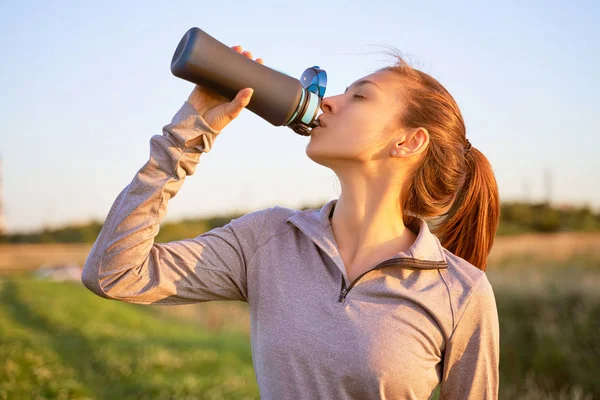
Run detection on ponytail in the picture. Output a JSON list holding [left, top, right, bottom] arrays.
[[378, 51, 501, 271], [432, 147, 500, 271]]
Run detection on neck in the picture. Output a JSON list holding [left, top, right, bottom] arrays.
[[330, 184, 417, 271]]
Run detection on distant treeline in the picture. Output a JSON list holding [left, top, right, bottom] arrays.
[[2, 201, 599, 244]]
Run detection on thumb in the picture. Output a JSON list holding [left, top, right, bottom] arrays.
[[225, 88, 254, 120]]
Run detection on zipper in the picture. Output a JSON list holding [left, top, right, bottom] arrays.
[[338, 266, 381, 303], [337, 257, 447, 303], [338, 279, 348, 302]]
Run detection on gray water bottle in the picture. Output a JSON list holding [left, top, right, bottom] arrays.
[[170, 27, 327, 136]]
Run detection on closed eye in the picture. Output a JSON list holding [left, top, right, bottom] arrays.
[[353, 94, 365, 99]]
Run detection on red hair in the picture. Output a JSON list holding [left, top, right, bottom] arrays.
[[378, 51, 500, 271]]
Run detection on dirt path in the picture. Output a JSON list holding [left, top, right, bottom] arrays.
[[0, 243, 92, 272], [1, 232, 599, 272]]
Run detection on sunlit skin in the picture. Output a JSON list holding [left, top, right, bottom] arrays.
[[306, 71, 431, 282], [189, 46, 432, 283]]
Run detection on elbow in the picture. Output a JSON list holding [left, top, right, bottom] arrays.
[[80, 260, 112, 300], [81, 258, 150, 302]]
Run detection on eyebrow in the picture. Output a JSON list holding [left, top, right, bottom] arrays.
[[344, 79, 382, 93]]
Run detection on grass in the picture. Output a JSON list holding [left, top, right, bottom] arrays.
[[1, 233, 599, 399], [0, 277, 259, 400], [487, 254, 600, 399], [495, 289, 599, 399]]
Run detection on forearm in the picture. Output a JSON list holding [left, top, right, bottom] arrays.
[[81, 101, 220, 299]]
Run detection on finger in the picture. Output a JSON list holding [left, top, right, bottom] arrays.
[[242, 51, 253, 59], [231, 45, 242, 53], [256, 58, 264, 64], [227, 88, 253, 119]]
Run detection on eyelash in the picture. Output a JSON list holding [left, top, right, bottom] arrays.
[[353, 94, 365, 99]]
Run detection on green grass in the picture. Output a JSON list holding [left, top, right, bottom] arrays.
[[495, 289, 599, 399], [1, 255, 600, 399], [488, 256, 600, 399], [0, 277, 259, 400]]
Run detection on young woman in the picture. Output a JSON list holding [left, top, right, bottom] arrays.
[[82, 45, 500, 399]]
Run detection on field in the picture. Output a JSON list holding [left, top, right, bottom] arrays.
[[1, 233, 599, 399]]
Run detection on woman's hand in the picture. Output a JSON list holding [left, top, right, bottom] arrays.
[[187, 45, 264, 132]]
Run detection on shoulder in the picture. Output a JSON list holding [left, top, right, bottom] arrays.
[[229, 204, 302, 240], [264, 204, 305, 235], [439, 248, 496, 330], [270, 204, 303, 221]]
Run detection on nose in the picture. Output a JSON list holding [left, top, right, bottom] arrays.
[[320, 96, 333, 113]]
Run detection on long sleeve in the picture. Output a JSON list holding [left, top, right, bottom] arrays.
[[81, 101, 270, 305], [439, 274, 500, 399]]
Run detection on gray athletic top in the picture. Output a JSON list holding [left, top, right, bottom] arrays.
[[81, 100, 500, 399]]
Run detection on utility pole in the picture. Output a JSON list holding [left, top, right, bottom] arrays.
[[0, 155, 5, 235], [522, 178, 531, 203], [544, 167, 553, 205]]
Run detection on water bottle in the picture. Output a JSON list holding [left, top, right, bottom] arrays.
[[170, 27, 327, 136]]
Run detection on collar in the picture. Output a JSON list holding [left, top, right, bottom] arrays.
[[285, 198, 447, 270]]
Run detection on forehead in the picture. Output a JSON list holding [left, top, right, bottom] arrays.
[[353, 71, 407, 120], [349, 71, 401, 92]]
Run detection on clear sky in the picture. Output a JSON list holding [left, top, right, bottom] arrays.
[[1, 0, 598, 232]]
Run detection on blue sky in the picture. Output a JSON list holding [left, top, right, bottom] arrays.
[[0, 0, 598, 232]]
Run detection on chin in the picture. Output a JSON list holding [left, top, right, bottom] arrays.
[[305, 141, 330, 167]]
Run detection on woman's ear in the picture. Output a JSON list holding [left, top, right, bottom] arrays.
[[392, 127, 429, 158]]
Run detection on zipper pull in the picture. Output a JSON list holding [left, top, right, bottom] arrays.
[[338, 288, 348, 303]]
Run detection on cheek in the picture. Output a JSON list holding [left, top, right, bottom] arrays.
[[305, 129, 354, 160], [306, 109, 390, 155], [346, 115, 388, 149], [306, 127, 380, 161]]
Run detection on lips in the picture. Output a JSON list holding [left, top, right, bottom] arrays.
[[310, 121, 324, 135]]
